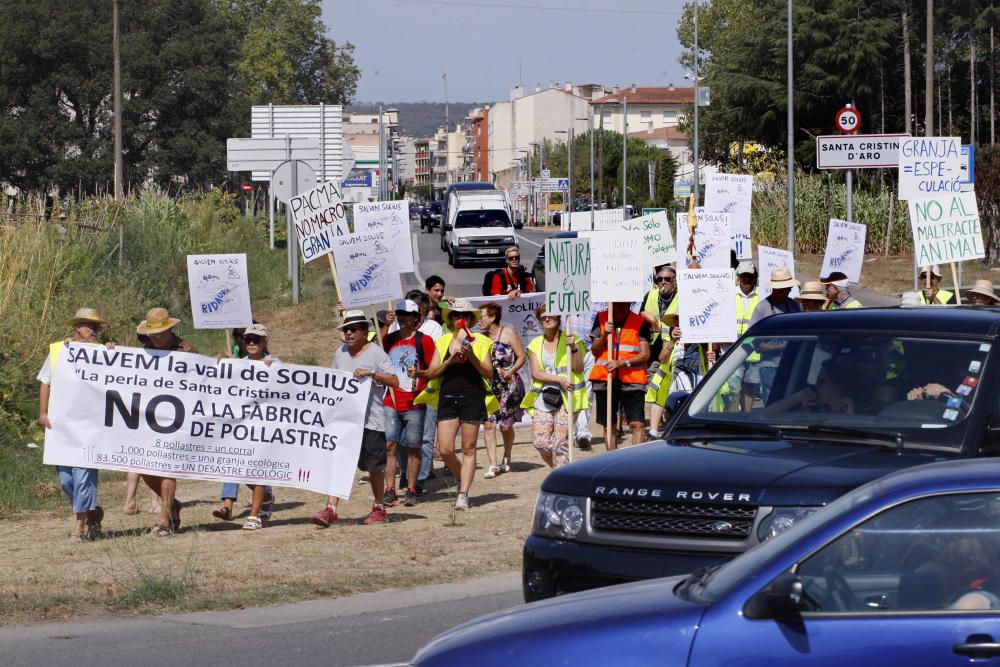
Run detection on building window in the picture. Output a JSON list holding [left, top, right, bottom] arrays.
[[602, 111, 612, 121], [640, 110, 651, 122], [663, 110, 677, 122]]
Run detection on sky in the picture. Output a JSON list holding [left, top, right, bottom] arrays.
[[324, 0, 690, 104]]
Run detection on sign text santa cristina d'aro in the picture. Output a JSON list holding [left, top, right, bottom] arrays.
[[43, 344, 370, 498]]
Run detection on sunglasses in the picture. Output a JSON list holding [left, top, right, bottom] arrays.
[[342, 326, 366, 334], [507, 255, 521, 261], [540, 315, 559, 322], [654, 276, 675, 284], [243, 335, 263, 344]]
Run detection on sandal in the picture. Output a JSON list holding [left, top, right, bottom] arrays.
[[211, 505, 233, 521], [242, 516, 263, 531], [484, 465, 501, 479], [149, 523, 174, 537]]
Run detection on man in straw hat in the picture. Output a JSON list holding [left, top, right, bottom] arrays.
[[131, 307, 196, 536], [919, 265, 956, 305], [37, 308, 110, 542], [796, 281, 828, 312], [313, 310, 398, 527], [963, 279, 1000, 306], [744, 268, 802, 399], [819, 271, 863, 309]]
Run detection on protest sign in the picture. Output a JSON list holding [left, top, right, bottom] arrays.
[[469, 292, 547, 394], [704, 173, 753, 258], [908, 192, 985, 266], [544, 237, 591, 315], [678, 269, 737, 344], [897, 137, 964, 200], [820, 219, 867, 283], [676, 209, 731, 270], [331, 232, 403, 309], [757, 245, 798, 298], [353, 200, 414, 273], [186, 254, 252, 329], [43, 344, 369, 498], [289, 180, 350, 263], [620, 211, 675, 269], [588, 231, 646, 303]]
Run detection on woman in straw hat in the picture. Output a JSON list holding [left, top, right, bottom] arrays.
[[37, 308, 110, 542], [128, 307, 196, 536], [964, 280, 1000, 306], [795, 281, 829, 312]]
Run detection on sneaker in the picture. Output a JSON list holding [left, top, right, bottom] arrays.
[[311, 506, 338, 528], [364, 504, 389, 524], [454, 493, 470, 511], [576, 434, 593, 451], [383, 487, 399, 506], [500, 457, 511, 473], [403, 489, 417, 506], [484, 465, 501, 479], [242, 515, 263, 530]]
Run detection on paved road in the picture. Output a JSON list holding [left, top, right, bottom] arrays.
[[0, 573, 523, 667]]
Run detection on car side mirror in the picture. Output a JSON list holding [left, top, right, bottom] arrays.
[[744, 572, 808, 619], [665, 391, 691, 420], [443, 222, 453, 231]]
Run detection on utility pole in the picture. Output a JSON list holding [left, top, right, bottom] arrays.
[[786, 0, 795, 253], [693, 0, 700, 201], [622, 96, 629, 219], [442, 73, 450, 186], [926, 0, 934, 138], [113, 0, 123, 202]]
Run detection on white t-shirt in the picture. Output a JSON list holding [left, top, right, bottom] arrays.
[[332, 342, 395, 432]]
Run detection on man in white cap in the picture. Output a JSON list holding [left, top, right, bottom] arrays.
[[819, 271, 863, 309], [312, 310, 399, 527], [746, 268, 802, 398], [963, 280, 1000, 306], [919, 265, 955, 305]]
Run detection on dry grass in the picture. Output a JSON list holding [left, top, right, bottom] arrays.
[[793, 254, 998, 296]]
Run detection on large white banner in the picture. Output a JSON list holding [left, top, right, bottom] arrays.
[[897, 137, 964, 200], [588, 231, 646, 303], [332, 231, 403, 308], [820, 219, 866, 283], [353, 200, 414, 273], [620, 211, 675, 269], [290, 180, 350, 263], [757, 245, 798, 298], [678, 269, 737, 344], [908, 192, 985, 266], [704, 173, 753, 258], [43, 344, 369, 498], [186, 254, 253, 329], [677, 210, 731, 270], [544, 238, 591, 315]]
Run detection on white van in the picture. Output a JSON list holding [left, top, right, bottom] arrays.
[[439, 191, 517, 267]]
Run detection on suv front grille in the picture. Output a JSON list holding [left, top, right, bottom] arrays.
[[590, 498, 756, 539]]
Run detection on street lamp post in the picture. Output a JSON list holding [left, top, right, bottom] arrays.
[[786, 0, 795, 253], [578, 114, 595, 230], [622, 96, 629, 219], [528, 143, 537, 225], [555, 129, 572, 225]]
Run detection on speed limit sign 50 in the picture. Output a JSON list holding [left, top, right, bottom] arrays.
[[835, 106, 861, 134]]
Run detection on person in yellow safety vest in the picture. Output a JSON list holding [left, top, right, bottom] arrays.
[[918, 265, 956, 305], [728, 261, 761, 412], [520, 304, 588, 469], [590, 302, 651, 450], [644, 322, 709, 414], [412, 298, 496, 511], [641, 265, 680, 438], [37, 308, 110, 542], [820, 271, 863, 309]]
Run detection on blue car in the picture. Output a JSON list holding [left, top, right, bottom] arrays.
[[413, 458, 1000, 665]]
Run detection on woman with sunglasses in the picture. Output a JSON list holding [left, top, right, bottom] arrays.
[[477, 302, 526, 478], [412, 299, 496, 510], [212, 323, 277, 530], [520, 305, 587, 468]]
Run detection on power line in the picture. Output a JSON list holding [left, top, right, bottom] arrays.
[[381, 0, 682, 16]]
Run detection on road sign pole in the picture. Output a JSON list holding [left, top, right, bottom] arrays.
[[846, 170, 853, 221]]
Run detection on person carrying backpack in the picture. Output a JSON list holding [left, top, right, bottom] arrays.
[[482, 246, 535, 299]]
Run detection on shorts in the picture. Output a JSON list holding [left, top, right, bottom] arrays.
[[437, 393, 487, 423], [593, 387, 646, 426], [358, 428, 388, 472], [385, 405, 426, 449]]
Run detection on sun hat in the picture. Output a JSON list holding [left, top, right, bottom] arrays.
[[394, 299, 420, 315], [918, 265, 943, 278], [767, 267, 800, 290], [68, 307, 106, 327], [963, 279, 1000, 303], [338, 310, 369, 330], [795, 281, 827, 302], [136, 307, 181, 335], [441, 297, 481, 322], [242, 323, 268, 339], [735, 260, 757, 276], [819, 271, 850, 288]]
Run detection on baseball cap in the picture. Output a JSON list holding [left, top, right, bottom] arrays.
[[394, 299, 420, 314], [736, 261, 757, 276]]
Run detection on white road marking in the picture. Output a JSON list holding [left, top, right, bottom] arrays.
[[515, 233, 542, 248]]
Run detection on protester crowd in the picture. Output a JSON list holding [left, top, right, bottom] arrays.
[[38, 247, 1000, 541]]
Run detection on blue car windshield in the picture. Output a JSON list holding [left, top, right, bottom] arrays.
[[683, 333, 988, 449]]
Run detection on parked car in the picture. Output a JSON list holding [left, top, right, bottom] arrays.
[[420, 201, 443, 231], [413, 457, 1000, 666], [523, 307, 1000, 601], [529, 230, 577, 292]]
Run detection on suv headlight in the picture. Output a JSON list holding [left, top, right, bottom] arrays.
[[532, 491, 586, 539], [757, 507, 818, 542], [456, 238, 471, 246], [502, 236, 515, 244]]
